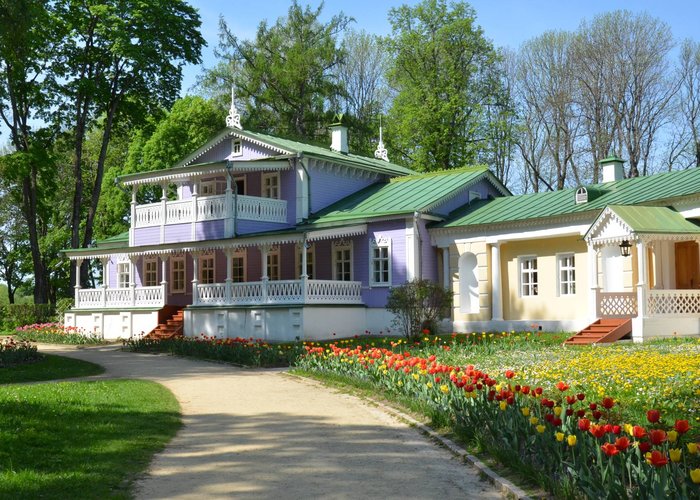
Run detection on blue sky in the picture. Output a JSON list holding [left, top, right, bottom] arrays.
[[181, 0, 700, 93]]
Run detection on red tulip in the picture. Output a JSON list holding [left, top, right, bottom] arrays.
[[647, 450, 668, 467], [649, 429, 667, 446], [674, 420, 690, 434], [578, 418, 591, 431], [612, 425, 621, 435], [603, 424, 613, 434], [576, 409, 586, 418], [534, 387, 543, 395], [615, 436, 631, 451], [556, 381, 569, 392], [566, 409, 574, 417], [576, 393, 585, 401], [633, 426, 647, 439], [646, 409, 661, 424], [592, 410, 602, 420], [589, 403, 597, 411], [601, 397, 615, 409], [504, 370, 515, 379], [638, 441, 652, 453], [589, 424, 606, 439], [602, 442, 620, 456], [521, 386, 530, 395], [566, 395, 577, 405]]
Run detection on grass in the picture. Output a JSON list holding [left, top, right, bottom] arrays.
[[0, 379, 181, 499], [0, 354, 104, 384]]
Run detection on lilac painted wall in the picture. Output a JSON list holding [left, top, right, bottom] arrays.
[[108, 257, 116, 288], [360, 220, 408, 307], [194, 137, 280, 164], [197, 141, 230, 164], [196, 220, 225, 240], [418, 218, 438, 282], [134, 226, 161, 246], [281, 168, 296, 224], [164, 223, 192, 243], [309, 164, 377, 213], [236, 219, 290, 235]]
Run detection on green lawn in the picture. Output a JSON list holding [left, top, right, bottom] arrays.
[[0, 354, 104, 384], [0, 376, 180, 499]]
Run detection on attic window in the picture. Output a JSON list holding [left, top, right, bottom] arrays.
[[469, 191, 482, 202], [575, 187, 588, 204], [231, 138, 242, 157]]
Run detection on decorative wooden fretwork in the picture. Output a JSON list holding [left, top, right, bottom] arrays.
[[597, 292, 638, 318], [647, 290, 700, 315]]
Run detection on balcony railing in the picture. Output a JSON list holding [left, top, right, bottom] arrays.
[[647, 289, 700, 316], [75, 285, 165, 309], [195, 279, 363, 306], [134, 194, 287, 228]]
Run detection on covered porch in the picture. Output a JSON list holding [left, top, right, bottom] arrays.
[[586, 205, 700, 340]]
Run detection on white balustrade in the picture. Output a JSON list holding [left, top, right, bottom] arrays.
[[197, 195, 227, 221], [236, 195, 287, 223], [134, 202, 164, 228], [166, 199, 194, 224], [306, 280, 363, 304], [647, 289, 700, 316], [267, 280, 303, 303], [76, 286, 164, 309], [230, 282, 264, 305], [596, 291, 638, 318], [196, 283, 228, 305]]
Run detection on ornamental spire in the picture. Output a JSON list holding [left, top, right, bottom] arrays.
[[226, 86, 242, 130], [374, 116, 389, 162]]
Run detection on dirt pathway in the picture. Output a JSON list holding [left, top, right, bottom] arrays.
[[38, 344, 504, 499]]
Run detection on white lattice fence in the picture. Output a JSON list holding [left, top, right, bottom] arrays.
[[267, 280, 303, 303], [196, 284, 227, 305], [647, 290, 700, 315], [230, 282, 263, 305], [597, 292, 637, 318], [306, 280, 363, 304]]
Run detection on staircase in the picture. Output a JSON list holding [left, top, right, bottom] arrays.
[[564, 318, 632, 345], [144, 307, 184, 340]]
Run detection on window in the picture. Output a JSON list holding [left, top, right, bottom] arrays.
[[333, 241, 352, 281], [200, 253, 215, 284], [520, 256, 538, 296], [267, 247, 280, 281], [231, 138, 242, 157], [171, 256, 186, 293], [558, 254, 576, 295], [143, 257, 158, 287], [232, 249, 246, 283], [200, 180, 216, 196], [369, 238, 391, 286], [296, 244, 315, 279], [117, 262, 130, 288], [262, 172, 280, 199]]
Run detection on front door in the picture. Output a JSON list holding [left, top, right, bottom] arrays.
[[675, 241, 700, 289]]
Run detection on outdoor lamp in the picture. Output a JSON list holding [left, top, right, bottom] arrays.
[[619, 240, 632, 257]]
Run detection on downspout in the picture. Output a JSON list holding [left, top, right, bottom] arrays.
[[295, 153, 312, 219], [414, 211, 422, 280]]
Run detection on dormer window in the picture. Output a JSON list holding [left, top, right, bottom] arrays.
[[575, 187, 588, 204], [231, 138, 242, 157]]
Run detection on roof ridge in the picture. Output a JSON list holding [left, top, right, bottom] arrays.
[[389, 166, 487, 183]]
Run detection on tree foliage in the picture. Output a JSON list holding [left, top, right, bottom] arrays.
[[386, 279, 453, 341]]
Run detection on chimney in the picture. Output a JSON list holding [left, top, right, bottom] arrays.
[[329, 113, 348, 154], [600, 156, 625, 183]]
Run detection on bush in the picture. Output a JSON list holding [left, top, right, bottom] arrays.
[[386, 279, 453, 341], [0, 304, 55, 330], [0, 338, 40, 367]]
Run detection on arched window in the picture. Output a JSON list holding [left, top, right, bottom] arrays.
[[458, 252, 480, 314]]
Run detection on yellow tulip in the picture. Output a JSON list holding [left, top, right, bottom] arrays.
[[499, 401, 507, 411], [440, 384, 449, 394], [555, 432, 565, 442], [624, 423, 634, 436], [426, 382, 433, 389], [567, 435, 577, 447], [530, 417, 539, 425], [669, 448, 682, 463], [691, 469, 700, 484], [536, 425, 546, 434], [553, 407, 563, 417], [521, 407, 530, 417], [667, 430, 678, 443], [687, 442, 698, 455]]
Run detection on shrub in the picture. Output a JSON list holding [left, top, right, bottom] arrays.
[[0, 337, 39, 367], [386, 279, 453, 341], [0, 304, 55, 330]]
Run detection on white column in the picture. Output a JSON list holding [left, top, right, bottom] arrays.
[[490, 243, 503, 321], [588, 243, 599, 320], [129, 187, 137, 246], [224, 171, 233, 238], [442, 247, 450, 289], [636, 240, 647, 318], [100, 257, 109, 308], [301, 240, 309, 303], [160, 255, 169, 304], [191, 181, 198, 240], [74, 258, 83, 308], [160, 182, 168, 244], [129, 257, 137, 307], [191, 252, 199, 305], [225, 248, 233, 305], [260, 244, 270, 303]]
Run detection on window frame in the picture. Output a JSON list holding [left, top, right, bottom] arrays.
[[199, 179, 216, 196], [369, 237, 391, 287], [199, 253, 215, 285], [261, 172, 280, 199], [557, 253, 576, 296], [171, 255, 186, 294], [332, 241, 353, 282], [519, 255, 539, 297], [231, 138, 243, 157], [231, 249, 247, 283], [143, 257, 158, 287], [267, 247, 280, 281], [117, 261, 131, 288]]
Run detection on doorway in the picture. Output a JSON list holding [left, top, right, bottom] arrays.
[[675, 241, 700, 289]]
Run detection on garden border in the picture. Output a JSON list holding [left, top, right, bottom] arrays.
[[285, 372, 533, 500]]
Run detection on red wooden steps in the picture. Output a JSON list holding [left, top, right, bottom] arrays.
[[564, 318, 632, 345], [144, 308, 184, 340]]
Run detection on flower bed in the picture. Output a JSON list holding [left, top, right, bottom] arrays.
[[0, 337, 39, 367], [297, 341, 700, 498], [13, 323, 104, 345], [125, 334, 305, 368]]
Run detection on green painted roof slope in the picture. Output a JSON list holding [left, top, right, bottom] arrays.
[[438, 168, 700, 229], [607, 205, 700, 234], [306, 167, 493, 225]]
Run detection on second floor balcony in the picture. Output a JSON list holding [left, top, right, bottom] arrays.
[[133, 194, 287, 229]]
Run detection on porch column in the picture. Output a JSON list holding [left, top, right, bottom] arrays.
[[259, 244, 270, 303], [224, 171, 233, 238], [191, 181, 198, 240], [490, 243, 503, 321], [129, 187, 136, 246], [160, 182, 168, 244], [301, 239, 309, 303], [100, 257, 109, 308], [442, 247, 450, 289], [191, 252, 199, 305], [636, 240, 647, 318], [74, 258, 83, 308], [160, 255, 169, 305], [587, 243, 599, 321], [129, 256, 137, 307], [225, 248, 233, 305]]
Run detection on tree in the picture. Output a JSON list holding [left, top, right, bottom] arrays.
[[678, 39, 700, 168], [385, 0, 505, 171], [386, 279, 452, 341], [214, 1, 352, 141], [53, 0, 205, 289]]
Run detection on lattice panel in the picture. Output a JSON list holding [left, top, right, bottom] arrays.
[[597, 293, 637, 317], [647, 291, 700, 315]]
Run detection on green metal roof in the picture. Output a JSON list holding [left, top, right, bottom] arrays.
[[305, 167, 497, 226], [601, 205, 700, 234], [62, 231, 129, 255], [437, 168, 700, 229]]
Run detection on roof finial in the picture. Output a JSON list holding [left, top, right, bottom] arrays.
[[374, 116, 389, 162], [226, 85, 242, 130]]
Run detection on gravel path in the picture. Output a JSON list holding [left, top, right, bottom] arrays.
[[38, 344, 503, 500]]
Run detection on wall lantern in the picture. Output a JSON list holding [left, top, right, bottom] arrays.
[[619, 240, 632, 257]]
